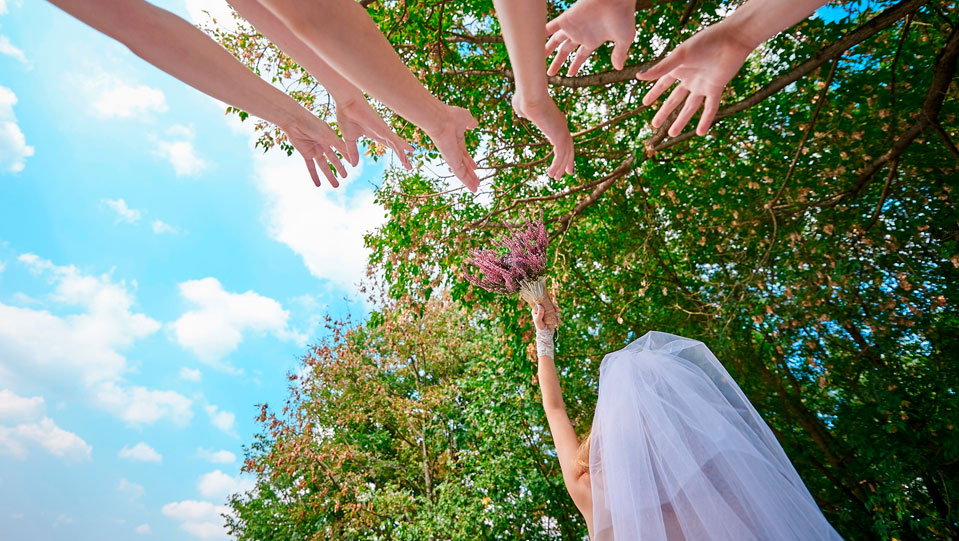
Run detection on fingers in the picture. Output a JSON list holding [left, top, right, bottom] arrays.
[[344, 137, 360, 167], [567, 44, 596, 77], [314, 156, 337, 188], [303, 156, 321, 187], [652, 85, 689, 129], [326, 148, 348, 178], [669, 93, 703, 137], [464, 150, 479, 171], [635, 52, 679, 81], [697, 94, 720, 136], [545, 31, 566, 57], [533, 303, 545, 326], [545, 17, 561, 36], [548, 39, 577, 77], [611, 40, 630, 71], [642, 75, 676, 106]]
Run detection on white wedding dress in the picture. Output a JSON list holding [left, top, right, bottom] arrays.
[[589, 331, 843, 540]]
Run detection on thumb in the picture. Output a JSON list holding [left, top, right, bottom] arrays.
[[611, 40, 630, 71], [635, 51, 679, 81]]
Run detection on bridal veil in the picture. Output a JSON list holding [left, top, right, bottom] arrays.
[[589, 331, 842, 540]]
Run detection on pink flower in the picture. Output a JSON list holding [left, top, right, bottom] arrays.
[[464, 217, 549, 295]]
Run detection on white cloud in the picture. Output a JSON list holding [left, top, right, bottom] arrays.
[[151, 124, 207, 176], [118, 442, 162, 463], [152, 220, 178, 234], [0, 254, 193, 426], [103, 198, 142, 224], [136, 524, 151, 535], [117, 478, 145, 499], [81, 73, 168, 119], [0, 1, 7, 15], [203, 404, 235, 436], [0, 85, 34, 173], [179, 367, 202, 382], [0, 35, 26, 63], [197, 448, 235, 464], [162, 500, 231, 540], [170, 277, 303, 364], [0, 389, 44, 424], [0, 417, 92, 461], [0, 258, 5, 276], [197, 469, 254, 501], [95, 381, 193, 426], [252, 148, 383, 292]]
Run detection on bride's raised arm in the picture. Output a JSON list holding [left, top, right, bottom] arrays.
[[531, 304, 592, 519]]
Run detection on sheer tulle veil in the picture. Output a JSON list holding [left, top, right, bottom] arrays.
[[589, 331, 842, 540]]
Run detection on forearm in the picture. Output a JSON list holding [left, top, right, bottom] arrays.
[[492, 0, 550, 99], [259, 0, 447, 132], [227, 0, 365, 106], [723, 0, 830, 49], [49, 0, 302, 127], [537, 354, 568, 414]]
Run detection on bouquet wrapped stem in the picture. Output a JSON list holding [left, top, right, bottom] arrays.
[[518, 277, 560, 329]]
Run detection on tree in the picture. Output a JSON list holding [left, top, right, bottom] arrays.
[[215, 0, 959, 538]]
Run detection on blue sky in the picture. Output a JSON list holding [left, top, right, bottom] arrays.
[[0, 1, 394, 538]]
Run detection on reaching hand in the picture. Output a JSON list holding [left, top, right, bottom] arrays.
[[337, 97, 414, 170], [513, 93, 575, 179], [545, 0, 636, 76], [635, 22, 754, 137], [424, 106, 482, 192], [280, 112, 350, 188]]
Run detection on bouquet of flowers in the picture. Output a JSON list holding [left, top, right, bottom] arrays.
[[463, 217, 560, 328]]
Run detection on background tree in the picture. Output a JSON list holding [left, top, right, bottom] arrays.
[[214, 0, 959, 538]]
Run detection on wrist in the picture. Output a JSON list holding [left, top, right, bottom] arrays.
[[721, 6, 773, 51]]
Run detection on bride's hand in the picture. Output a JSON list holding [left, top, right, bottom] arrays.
[[635, 20, 754, 137], [533, 303, 549, 330]]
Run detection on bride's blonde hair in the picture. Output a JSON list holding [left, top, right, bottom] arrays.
[[576, 428, 593, 476]]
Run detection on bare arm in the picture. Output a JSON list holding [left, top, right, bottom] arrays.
[[46, 0, 348, 187], [257, 0, 480, 191], [227, 0, 412, 168], [532, 305, 591, 512], [492, 0, 575, 180]]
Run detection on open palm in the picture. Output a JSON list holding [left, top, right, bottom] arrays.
[[337, 99, 414, 170], [636, 23, 754, 137], [545, 0, 636, 76]]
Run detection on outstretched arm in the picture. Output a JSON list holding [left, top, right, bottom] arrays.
[[226, 0, 413, 169], [493, 0, 575, 180], [532, 304, 591, 510], [257, 0, 481, 191], [636, 0, 829, 137], [47, 0, 348, 187]]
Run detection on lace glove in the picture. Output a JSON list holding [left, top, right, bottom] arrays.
[[536, 326, 555, 359]]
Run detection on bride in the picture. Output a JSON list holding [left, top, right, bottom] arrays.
[[530, 304, 842, 540]]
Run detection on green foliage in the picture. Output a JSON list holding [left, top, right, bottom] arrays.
[[214, 0, 959, 538]]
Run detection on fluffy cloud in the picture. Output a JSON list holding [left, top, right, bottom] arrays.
[[118, 442, 162, 463], [81, 73, 168, 119], [162, 500, 231, 540], [197, 470, 254, 501], [0, 254, 193, 426], [151, 124, 206, 177], [0, 389, 44, 424], [170, 277, 303, 365], [135, 524, 151, 535], [179, 367, 202, 382], [117, 478, 145, 499], [0, 85, 34, 173], [252, 148, 383, 292], [203, 405, 235, 436], [103, 198, 142, 224], [0, 390, 91, 462], [0, 417, 92, 462], [0, 35, 25, 63], [197, 448, 235, 464], [152, 220, 178, 235]]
